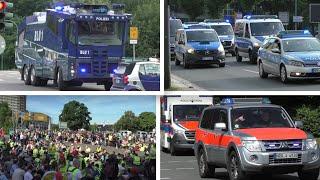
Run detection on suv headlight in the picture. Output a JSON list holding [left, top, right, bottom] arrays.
[[174, 129, 184, 134], [288, 60, 304, 67], [218, 45, 225, 56], [253, 42, 260, 48], [187, 48, 194, 54], [242, 140, 262, 152], [306, 139, 318, 150]]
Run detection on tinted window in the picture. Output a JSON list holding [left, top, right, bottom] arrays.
[[186, 30, 219, 42]]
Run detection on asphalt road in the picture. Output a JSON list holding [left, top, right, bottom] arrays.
[[160, 151, 317, 180], [0, 70, 105, 91], [171, 55, 320, 91]]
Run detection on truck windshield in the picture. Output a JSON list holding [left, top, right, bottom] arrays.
[[250, 22, 284, 36], [186, 30, 219, 42], [210, 25, 234, 35], [231, 107, 293, 129], [173, 105, 209, 122], [283, 39, 320, 52], [78, 21, 124, 46]]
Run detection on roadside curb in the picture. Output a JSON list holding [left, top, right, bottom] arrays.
[[170, 74, 206, 91]]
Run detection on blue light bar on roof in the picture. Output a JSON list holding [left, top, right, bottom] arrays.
[[221, 98, 234, 105], [243, 15, 278, 20]]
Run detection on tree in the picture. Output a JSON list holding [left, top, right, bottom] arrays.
[[0, 102, 12, 133], [59, 100, 92, 130], [137, 112, 156, 132], [114, 111, 137, 131]]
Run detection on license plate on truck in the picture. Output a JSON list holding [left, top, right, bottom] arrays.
[[312, 68, 320, 73], [275, 153, 298, 159], [202, 57, 213, 60]]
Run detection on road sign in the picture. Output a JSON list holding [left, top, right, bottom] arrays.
[[0, 35, 5, 55], [310, 4, 320, 23], [293, 16, 303, 23], [130, 27, 138, 40], [130, 39, 138, 44], [279, 12, 289, 25]]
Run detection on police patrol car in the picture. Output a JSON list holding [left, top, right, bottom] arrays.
[[15, 3, 131, 90], [110, 58, 160, 91], [201, 19, 236, 56], [258, 30, 320, 83], [234, 15, 285, 64], [195, 98, 320, 180]]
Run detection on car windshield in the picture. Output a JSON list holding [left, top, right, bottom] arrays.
[[186, 31, 219, 42], [186, 25, 210, 29], [283, 39, 320, 52], [78, 21, 124, 46], [231, 107, 293, 129], [173, 105, 209, 122], [144, 63, 160, 76], [170, 20, 182, 37], [250, 22, 284, 36], [211, 25, 234, 35]]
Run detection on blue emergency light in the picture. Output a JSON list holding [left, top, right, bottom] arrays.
[[55, 6, 64, 11], [80, 68, 86, 73], [221, 98, 234, 105]]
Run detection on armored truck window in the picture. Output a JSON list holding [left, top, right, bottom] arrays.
[[18, 31, 25, 48], [47, 14, 58, 35], [66, 21, 76, 44]]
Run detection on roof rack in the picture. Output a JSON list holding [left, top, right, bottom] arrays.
[[243, 15, 278, 20]]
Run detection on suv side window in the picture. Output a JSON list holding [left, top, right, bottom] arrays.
[[245, 23, 250, 38], [219, 109, 228, 126], [139, 65, 146, 75], [200, 109, 213, 129], [235, 22, 244, 37], [210, 109, 220, 130]]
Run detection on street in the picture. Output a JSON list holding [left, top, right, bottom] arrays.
[[160, 151, 318, 180], [0, 70, 105, 91], [171, 56, 320, 91]]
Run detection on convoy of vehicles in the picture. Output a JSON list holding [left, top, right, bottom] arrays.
[[201, 19, 236, 56], [174, 28, 226, 69], [110, 59, 160, 91], [194, 98, 320, 180], [234, 15, 285, 64], [258, 30, 320, 83], [160, 96, 214, 155], [15, 4, 132, 90]]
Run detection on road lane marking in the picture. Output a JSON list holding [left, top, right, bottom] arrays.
[[176, 168, 195, 170], [160, 178, 171, 179], [243, 69, 259, 74], [168, 161, 181, 163], [161, 169, 171, 171]]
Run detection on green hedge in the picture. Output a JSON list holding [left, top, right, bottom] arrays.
[[295, 105, 320, 137]]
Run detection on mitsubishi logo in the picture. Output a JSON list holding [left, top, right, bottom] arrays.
[[279, 141, 289, 149]]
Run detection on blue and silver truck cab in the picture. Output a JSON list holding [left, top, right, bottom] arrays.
[[15, 3, 131, 90]]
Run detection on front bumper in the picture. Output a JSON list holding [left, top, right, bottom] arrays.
[[171, 133, 194, 151], [185, 52, 225, 65], [238, 147, 320, 173], [286, 65, 320, 79], [222, 42, 235, 53]]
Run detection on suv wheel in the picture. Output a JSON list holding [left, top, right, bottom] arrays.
[[198, 148, 215, 178], [23, 66, 31, 85], [280, 65, 289, 84], [30, 66, 41, 86], [183, 56, 190, 69], [259, 61, 268, 78], [236, 49, 242, 62], [298, 168, 320, 180], [219, 62, 225, 68], [227, 151, 247, 180], [57, 68, 66, 91], [175, 55, 180, 66], [104, 81, 113, 91], [170, 143, 176, 156], [249, 50, 257, 64]]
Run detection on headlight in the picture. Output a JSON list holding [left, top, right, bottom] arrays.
[[253, 42, 260, 48], [242, 140, 262, 152], [187, 48, 194, 54], [306, 139, 318, 150], [288, 60, 304, 67], [174, 129, 184, 134]]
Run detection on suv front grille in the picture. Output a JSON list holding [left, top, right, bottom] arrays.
[[184, 131, 195, 140], [195, 50, 218, 56], [222, 41, 232, 46], [263, 140, 303, 152], [269, 154, 302, 164]]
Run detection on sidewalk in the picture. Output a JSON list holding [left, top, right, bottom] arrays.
[[168, 74, 206, 91]]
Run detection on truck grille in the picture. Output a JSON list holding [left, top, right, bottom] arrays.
[[184, 131, 195, 140], [195, 50, 218, 56], [92, 61, 107, 76], [269, 154, 302, 164], [263, 140, 303, 152]]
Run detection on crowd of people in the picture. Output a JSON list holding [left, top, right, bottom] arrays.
[[0, 129, 156, 180]]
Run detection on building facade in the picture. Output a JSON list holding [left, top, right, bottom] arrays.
[[0, 95, 26, 112]]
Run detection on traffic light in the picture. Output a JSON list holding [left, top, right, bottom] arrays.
[[0, 1, 7, 31]]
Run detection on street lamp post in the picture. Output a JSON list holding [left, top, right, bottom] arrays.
[[295, 0, 297, 30]]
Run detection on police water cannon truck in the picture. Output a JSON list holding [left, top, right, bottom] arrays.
[[15, 3, 132, 90]]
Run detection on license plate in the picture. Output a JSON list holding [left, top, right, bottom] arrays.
[[115, 79, 121, 84], [275, 153, 298, 159], [312, 68, 320, 73], [202, 57, 213, 60]]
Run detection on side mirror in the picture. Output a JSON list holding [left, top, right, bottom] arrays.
[[214, 123, 227, 131], [295, 121, 303, 129], [271, 48, 281, 54]]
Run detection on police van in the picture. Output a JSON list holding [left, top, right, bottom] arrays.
[[15, 3, 132, 90], [160, 96, 214, 155], [201, 19, 236, 56], [234, 15, 284, 64]]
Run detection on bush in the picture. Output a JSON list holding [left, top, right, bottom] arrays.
[[295, 105, 320, 137]]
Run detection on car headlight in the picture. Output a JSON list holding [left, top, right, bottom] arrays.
[[242, 140, 262, 152], [253, 42, 260, 48], [288, 60, 304, 67], [174, 129, 184, 134], [187, 48, 194, 54], [306, 139, 318, 150]]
